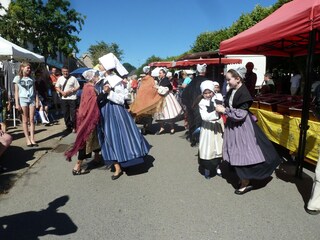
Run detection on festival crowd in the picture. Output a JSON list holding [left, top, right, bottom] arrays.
[[1, 53, 320, 215]]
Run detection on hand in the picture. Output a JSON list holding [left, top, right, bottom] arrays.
[[15, 104, 21, 111], [215, 105, 226, 113]]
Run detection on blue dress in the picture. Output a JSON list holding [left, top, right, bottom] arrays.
[[98, 79, 150, 168]]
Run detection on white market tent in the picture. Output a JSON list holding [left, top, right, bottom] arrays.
[[0, 36, 44, 62], [0, 36, 44, 127]]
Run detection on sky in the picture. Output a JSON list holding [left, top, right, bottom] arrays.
[[71, 0, 278, 68]]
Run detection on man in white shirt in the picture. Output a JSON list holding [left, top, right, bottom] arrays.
[[55, 66, 80, 132]]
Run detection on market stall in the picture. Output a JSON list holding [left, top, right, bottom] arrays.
[[219, 0, 320, 176]]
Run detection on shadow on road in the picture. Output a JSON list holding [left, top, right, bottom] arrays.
[[275, 161, 314, 206], [0, 195, 78, 240], [125, 155, 155, 176], [0, 146, 52, 193]]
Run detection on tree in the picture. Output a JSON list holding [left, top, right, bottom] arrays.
[[135, 55, 163, 76], [123, 63, 136, 74], [88, 41, 124, 66], [0, 0, 85, 62], [191, 28, 230, 53], [191, 0, 291, 53]]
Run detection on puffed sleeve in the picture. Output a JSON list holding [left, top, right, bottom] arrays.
[[199, 99, 220, 122], [107, 82, 126, 105], [225, 102, 250, 122]]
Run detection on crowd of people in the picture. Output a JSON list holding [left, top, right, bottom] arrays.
[[0, 55, 319, 214], [50, 55, 282, 197]]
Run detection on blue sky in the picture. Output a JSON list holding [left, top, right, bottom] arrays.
[[71, 0, 278, 67]]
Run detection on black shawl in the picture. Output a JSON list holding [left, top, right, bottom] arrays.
[[225, 83, 253, 109]]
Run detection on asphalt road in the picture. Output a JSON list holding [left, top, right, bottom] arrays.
[[0, 121, 319, 240]]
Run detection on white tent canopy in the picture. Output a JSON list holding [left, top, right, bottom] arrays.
[[0, 36, 44, 62]]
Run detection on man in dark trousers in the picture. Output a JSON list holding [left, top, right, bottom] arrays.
[[55, 66, 80, 132]]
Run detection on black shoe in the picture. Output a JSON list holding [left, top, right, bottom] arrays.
[[72, 168, 90, 175], [306, 208, 320, 215], [234, 185, 253, 195], [111, 171, 123, 180]]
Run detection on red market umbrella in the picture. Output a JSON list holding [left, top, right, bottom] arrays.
[[220, 0, 320, 177]]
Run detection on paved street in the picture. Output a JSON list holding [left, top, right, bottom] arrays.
[[0, 120, 319, 240]]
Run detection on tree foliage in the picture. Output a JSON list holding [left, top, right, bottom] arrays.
[[123, 63, 136, 74], [0, 0, 85, 61], [88, 41, 124, 66], [191, 0, 292, 53]]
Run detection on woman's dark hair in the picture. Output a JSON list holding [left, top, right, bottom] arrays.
[[159, 69, 166, 74]]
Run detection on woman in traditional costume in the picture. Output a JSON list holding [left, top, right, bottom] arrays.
[[65, 69, 101, 175], [154, 68, 183, 135], [216, 68, 281, 194], [129, 66, 164, 135], [98, 53, 150, 180], [198, 80, 224, 179]]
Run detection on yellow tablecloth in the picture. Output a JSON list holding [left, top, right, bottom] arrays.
[[250, 108, 320, 162]]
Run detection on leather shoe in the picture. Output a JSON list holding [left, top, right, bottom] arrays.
[[234, 185, 253, 195], [306, 208, 320, 215], [111, 171, 123, 180]]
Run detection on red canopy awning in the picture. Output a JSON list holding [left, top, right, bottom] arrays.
[[148, 61, 173, 68], [220, 0, 320, 56], [173, 58, 242, 67], [149, 58, 242, 68]]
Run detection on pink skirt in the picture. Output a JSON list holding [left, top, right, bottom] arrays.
[[154, 93, 182, 122]]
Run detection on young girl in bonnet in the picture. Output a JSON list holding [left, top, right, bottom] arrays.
[[198, 80, 224, 179], [216, 68, 281, 194]]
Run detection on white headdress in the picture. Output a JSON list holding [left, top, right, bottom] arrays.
[[98, 53, 128, 76], [235, 67, 247, 79], [200, 80, 215, 94], [143, 66, 151, 74], [166, 72, 172, 78], [212, 81, 220, 87], [197, 64, 207, 73], [82, 69, 98, 81]]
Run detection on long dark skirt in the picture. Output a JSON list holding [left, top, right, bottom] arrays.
[[234, 118, 281, 180], [198, 157, 221, 177], [98, 102, 150, 168]]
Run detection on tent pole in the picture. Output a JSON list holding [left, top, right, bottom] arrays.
[[295, 29, 317, 178]]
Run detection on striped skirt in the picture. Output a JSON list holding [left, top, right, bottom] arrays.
[[98, 102, 150, 168], [154, 92, 183, 122]]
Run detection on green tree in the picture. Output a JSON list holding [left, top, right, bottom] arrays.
[[191, 28, 230, 52], [191, 0, 291, 53], [123, 63, 136, 74], [135, 55, 163, 76], [88, 41, 124, 66], [0, 0, 85, 62]]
